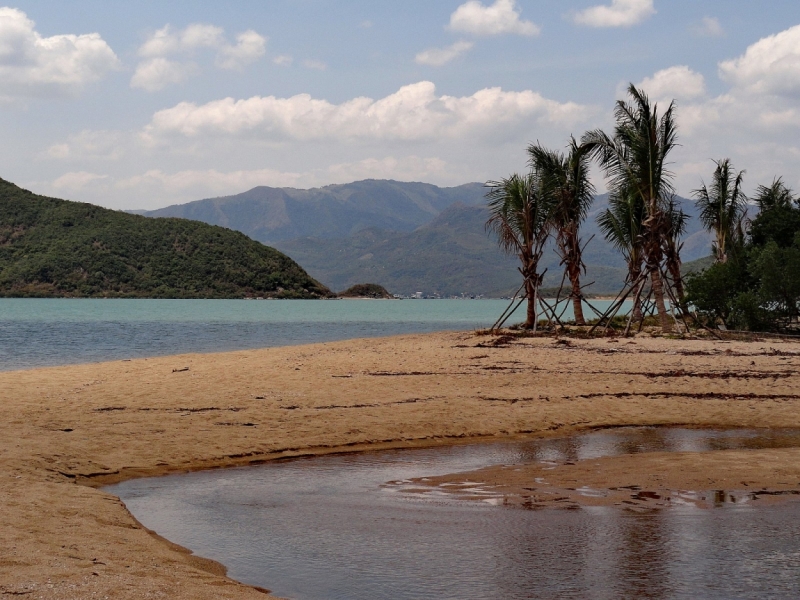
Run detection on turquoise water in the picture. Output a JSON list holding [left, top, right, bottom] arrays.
[[0, 298, 511, 324], [0, 298, 623, 371]]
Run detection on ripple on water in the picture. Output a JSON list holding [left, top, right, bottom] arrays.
[[107, 427, 800, 600]]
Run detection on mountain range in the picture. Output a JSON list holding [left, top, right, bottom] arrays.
[[137, 180, 712, 296], [137, 180, 486, 242]]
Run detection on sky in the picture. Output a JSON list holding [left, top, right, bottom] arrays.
[[2, 0, 800, 210]]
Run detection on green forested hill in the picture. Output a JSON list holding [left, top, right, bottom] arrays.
[[0, 178, 331, 298]]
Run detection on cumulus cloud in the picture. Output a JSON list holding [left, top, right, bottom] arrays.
[[138, 24, 224, 57], [302, 59, 327, 70], [627, 25, 800, 196], [116, 157, 449, 198], [42, 81, 595, 208], [719, 24, 800, 97], [273, 54, 293, 66], [692, 17, 723, 38], [52, 171, 108, 192], [0, 7, 119, 99], [572, 0, 655, 28], [131, 23, 266, 90], [130, 58, 197, 92], [415, 41, 473, 66], [42, 157, 458, 210], [215, 30, 267, 70], [448, 0, 540, 37], [45, 130, 126, 161], [635, 66, 706, 103], [142, 81, 594, 143], [115, 167, 303, 196], [326, 156, 449, 182]]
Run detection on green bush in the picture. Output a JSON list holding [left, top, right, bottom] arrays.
[[686, 198, 800, 333]]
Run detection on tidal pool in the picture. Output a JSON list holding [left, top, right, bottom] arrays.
[[107, 428, 800, 600]]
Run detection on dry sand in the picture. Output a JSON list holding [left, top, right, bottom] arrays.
[[2, 331, 800, 598]]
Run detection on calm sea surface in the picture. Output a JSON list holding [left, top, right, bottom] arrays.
[[108, 427, 800, 600], [0, 298, 618, 371]]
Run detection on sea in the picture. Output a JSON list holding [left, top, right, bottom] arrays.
[[0, 298, 619, 371]]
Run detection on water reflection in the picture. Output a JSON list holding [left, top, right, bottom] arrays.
[[107, 428, 800, 600], [618, 512, 672, 599]]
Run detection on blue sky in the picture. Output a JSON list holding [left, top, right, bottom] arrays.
[[2, 1, 800, 209]]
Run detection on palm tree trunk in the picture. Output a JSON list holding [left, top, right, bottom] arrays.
[[628, 265, 644, 322], [525, 277, 537, 329], [667, 257, 685, 307], [717, 231, 727, 264], [650, 269, 673, 333], [570, 274, 585, 325], [633, 300, 643, 322]]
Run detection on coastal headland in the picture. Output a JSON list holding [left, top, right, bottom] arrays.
[[2, 331, 800, 598]]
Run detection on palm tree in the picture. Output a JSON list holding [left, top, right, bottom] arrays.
[[664, 197, 689, 303], [528, 138, 596, 325], [583, 84, 680, 332], [597, 187, 646, 321], [754, 177, 794, 211], [693, 159, 746, 263], [486, 172, 554, 329]]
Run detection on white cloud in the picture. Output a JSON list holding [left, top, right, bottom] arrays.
[[719, 24, 800, 97], [0, 7, 119, 99], [115, 168, 304, 196], [630, 26, 800, 196], [131, 58, 197, 92], [302, 59, 327, 70], [448, 0, 540, 37], [635, 66, 706, 103], [273, 54, 293, 67], [45, 130, 125, 161], [326, 156, 449, 183], [138, 24, 224, 57], [37, 80, 595, 208], [52, 171, 107, 191], [131, 23, 266, 90], [572, 0, 655, 29], [215, 30, 267, 70], [692, 17, 723, 38], [41, 157, 457, 209], [117, 157, 450, 197], [415, 41, 473, 67], [142, 81, 594, 143]]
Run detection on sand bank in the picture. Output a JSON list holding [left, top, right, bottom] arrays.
[[403, 445, 800, 510], [1, 331, 800, 597]]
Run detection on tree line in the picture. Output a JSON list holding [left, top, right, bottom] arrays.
[[486, 84, 800, 335]]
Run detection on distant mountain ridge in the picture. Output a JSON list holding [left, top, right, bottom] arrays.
[[275, 196, 711, 296], [136, 180, 711, 297], [139, 180, 486, 243]]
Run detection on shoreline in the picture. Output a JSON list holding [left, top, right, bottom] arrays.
[[2, 331, 800, 598]]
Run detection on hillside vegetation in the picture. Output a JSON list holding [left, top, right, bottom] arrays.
[[0, 178, 330, 298], [337, 283, 393, 299]]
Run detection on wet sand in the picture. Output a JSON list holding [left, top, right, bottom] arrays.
[[403, 445, 800, 510], [2, 331, 800, 597]]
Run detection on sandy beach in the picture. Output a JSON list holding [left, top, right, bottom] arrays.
[[2, 331, 800, 598]]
